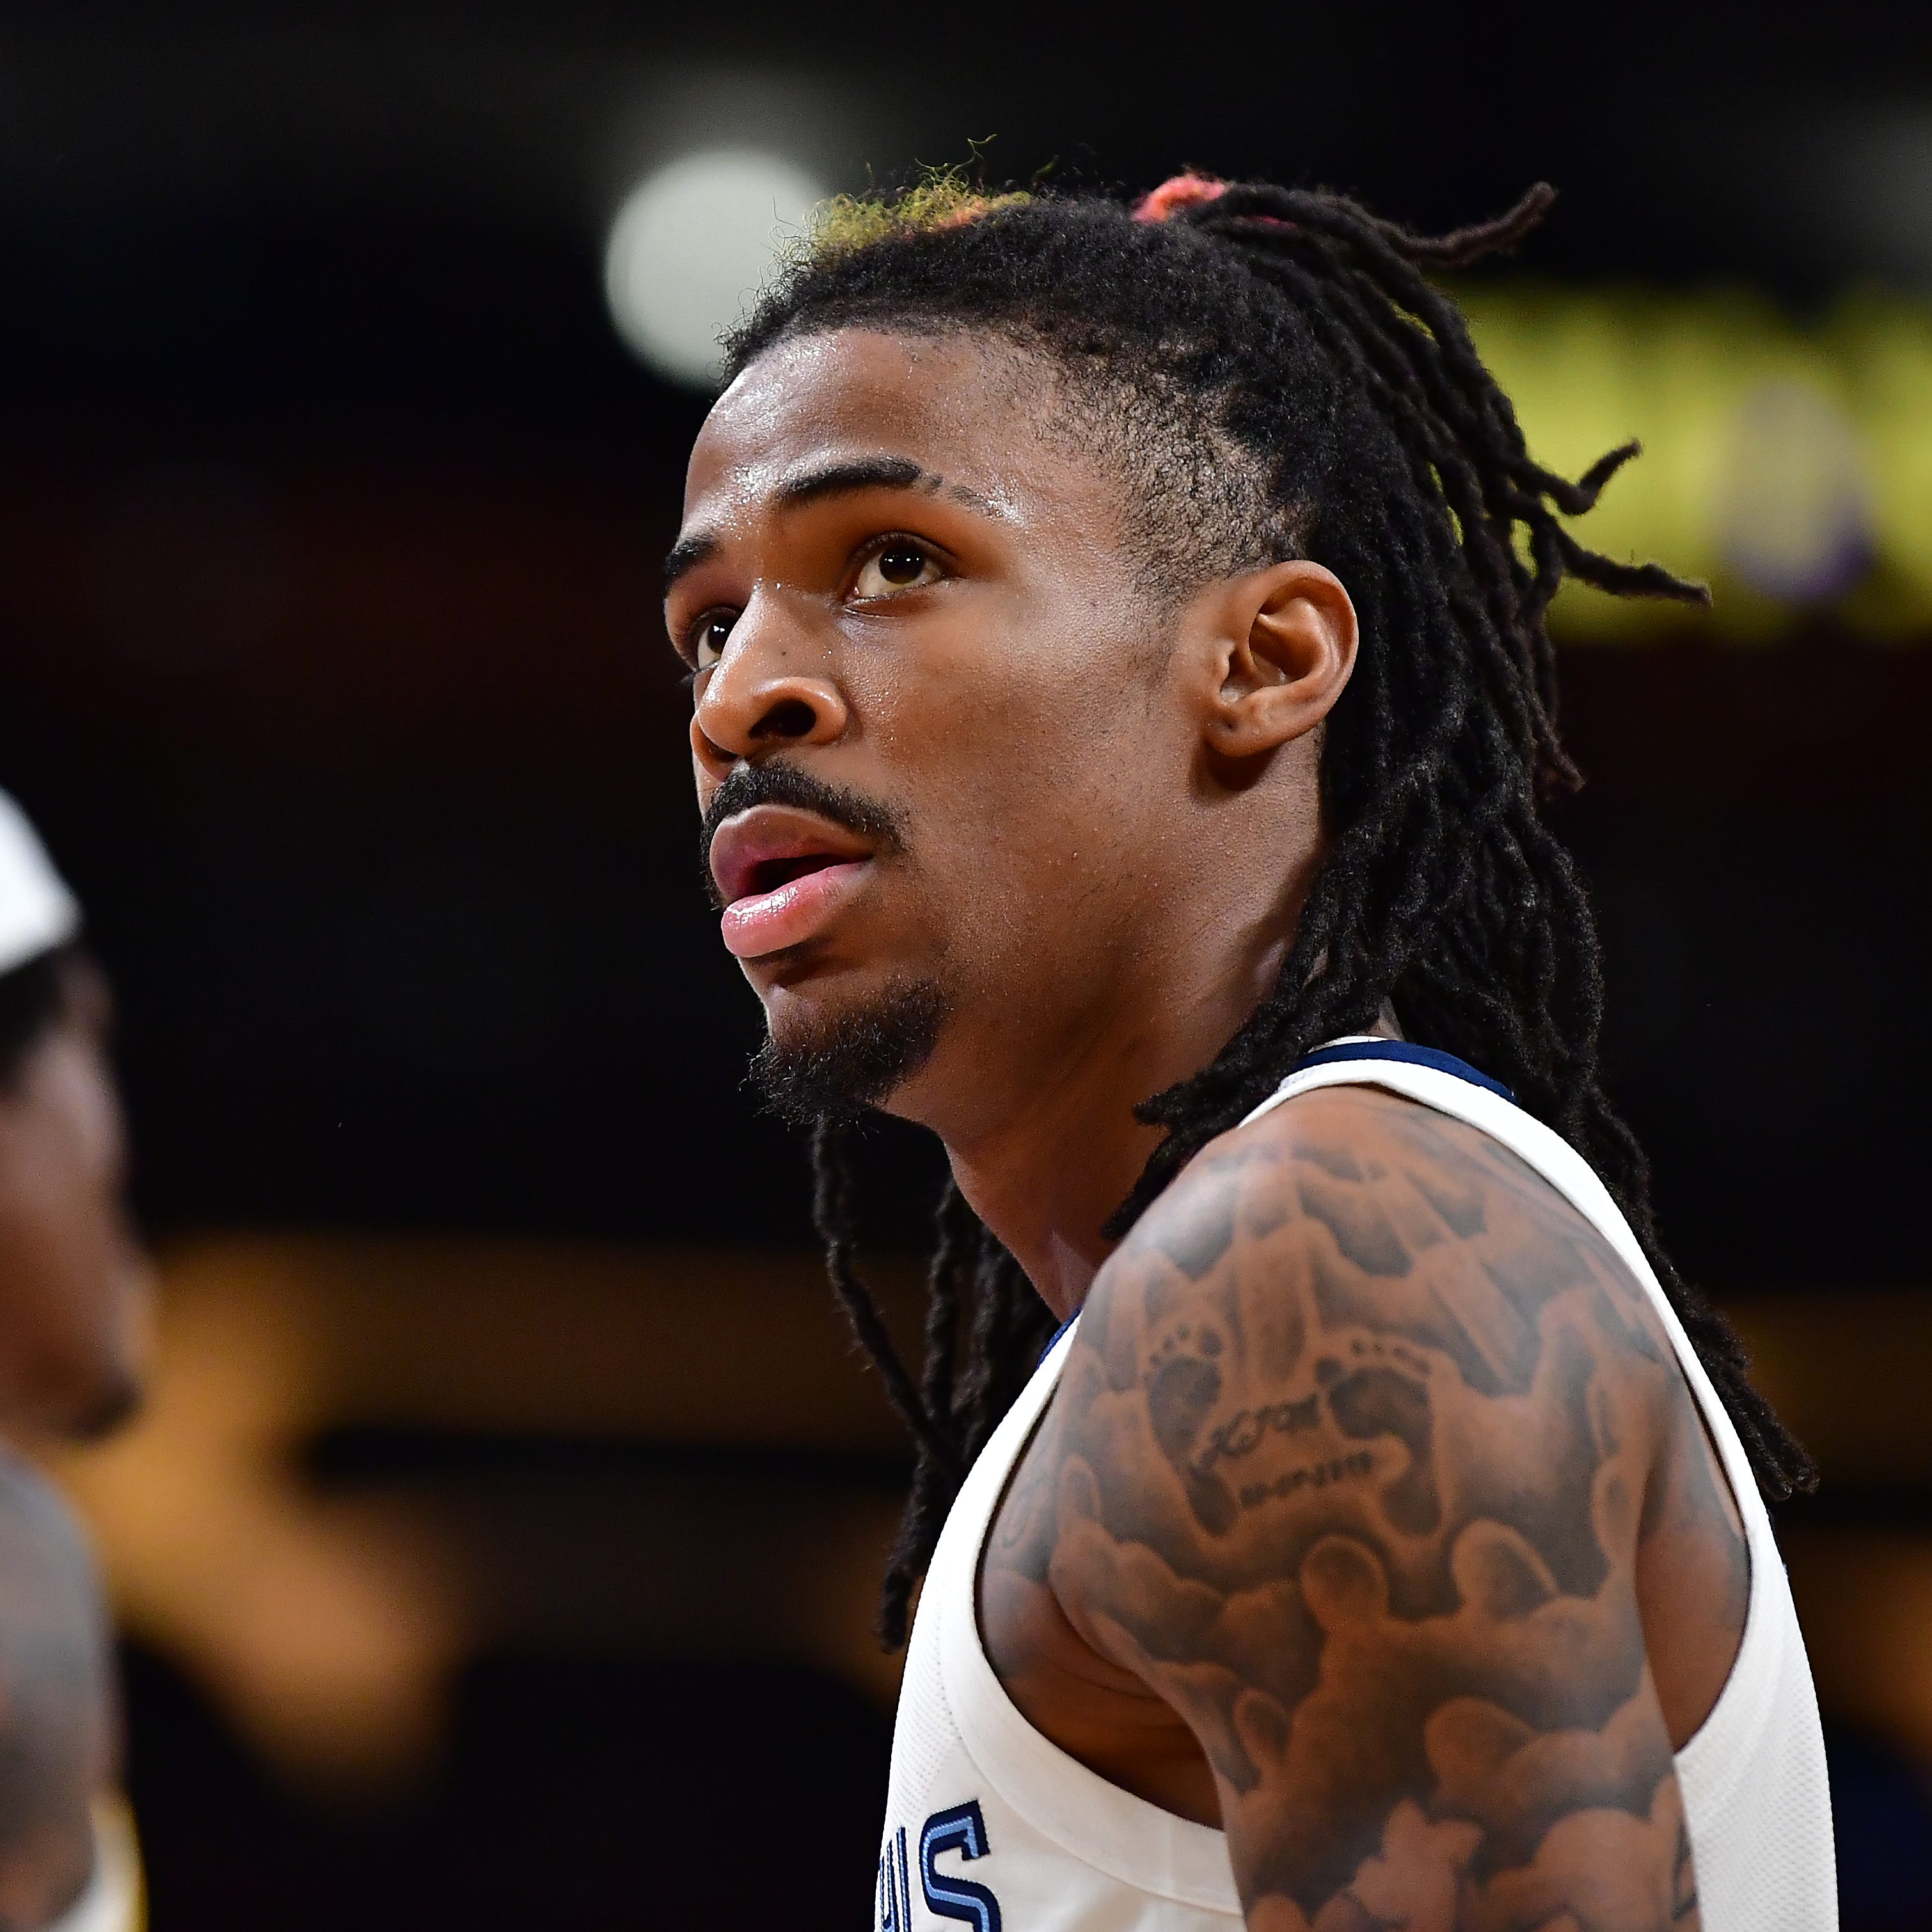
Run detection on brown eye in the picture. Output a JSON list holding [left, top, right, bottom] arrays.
[[690, 612, 735, 668], [853, 541, 942, 599]]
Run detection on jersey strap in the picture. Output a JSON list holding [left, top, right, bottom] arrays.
[[1288, 1038, 1515, 1102]]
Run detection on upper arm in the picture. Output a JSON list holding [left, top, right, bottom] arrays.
[[1041, 1089, 1702, 1930]]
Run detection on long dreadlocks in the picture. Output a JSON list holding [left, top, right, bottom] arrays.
[[724, 174, 1816, 1648]]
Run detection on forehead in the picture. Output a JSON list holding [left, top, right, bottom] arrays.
[[682, 328, 1083, 527]]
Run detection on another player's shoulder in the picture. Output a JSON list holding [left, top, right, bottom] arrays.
[[0, 1450, 103, 1629]]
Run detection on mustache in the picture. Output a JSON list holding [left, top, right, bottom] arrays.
[[697, 762, 909, 910]]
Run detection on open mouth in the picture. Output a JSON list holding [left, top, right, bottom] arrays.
[[708, 805, 878, 960], [737, 850, 850, 898]]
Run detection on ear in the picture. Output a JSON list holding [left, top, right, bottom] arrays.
[[1195, 560, 1358, 761]]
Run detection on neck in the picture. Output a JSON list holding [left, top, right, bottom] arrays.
[[910, 901, 1304, 1325]]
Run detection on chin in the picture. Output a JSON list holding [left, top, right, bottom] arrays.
[[24, 1348, 145, 1441], [750, 973, 949, 1125], [59, 1366, 145, 1441]]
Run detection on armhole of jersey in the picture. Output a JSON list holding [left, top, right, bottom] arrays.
[[935, 1326, 1246, 1914]]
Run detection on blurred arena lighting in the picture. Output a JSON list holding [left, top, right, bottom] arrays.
[[1715, 379, 1872, 605], [603, 148, 826, 386], [1463, 287, 1932, 639]]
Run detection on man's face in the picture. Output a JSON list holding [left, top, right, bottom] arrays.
[[0, 960, 152, 1437], [670, 329, 1212, 1132]]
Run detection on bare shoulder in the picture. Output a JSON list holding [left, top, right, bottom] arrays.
[[1070, 1082, 1678, 1514], [1035, 1084, 1708, 1926], [1125, 1079, 1668, 1331]]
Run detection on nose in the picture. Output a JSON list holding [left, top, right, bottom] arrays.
[[690, 598, 850, 773]]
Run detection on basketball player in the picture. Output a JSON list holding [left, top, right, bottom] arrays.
[[666, 178, 1835, 1928], [0, 791, 150, 1929]]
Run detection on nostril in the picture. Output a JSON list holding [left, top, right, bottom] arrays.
[[753, 697, 818, 740]]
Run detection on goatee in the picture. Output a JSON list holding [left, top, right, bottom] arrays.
[[750, 979, 948, 1124]]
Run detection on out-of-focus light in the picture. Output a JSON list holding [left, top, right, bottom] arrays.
[[1716, 379, 1871, 604], [1462, 287, 1932, 640], [604, 148, 826, 388]]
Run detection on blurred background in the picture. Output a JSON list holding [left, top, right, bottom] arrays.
[[1, 1, 1929, 1925]]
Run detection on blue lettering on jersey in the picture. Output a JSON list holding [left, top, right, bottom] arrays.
[[877, 1826, 913, 1931], [919, 1800, 1002, 1932]]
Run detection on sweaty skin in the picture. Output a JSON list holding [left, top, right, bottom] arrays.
[[672, 328, 1746, 1928], [675, 329, 1354, 1320]]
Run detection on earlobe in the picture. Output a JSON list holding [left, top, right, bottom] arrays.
[[1203, 560, 1358, 761]]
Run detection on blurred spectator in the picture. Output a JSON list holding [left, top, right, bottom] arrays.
[[0, 791, 152, 1930]]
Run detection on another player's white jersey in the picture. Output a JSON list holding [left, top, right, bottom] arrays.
[[878, 1040, 1836, 1931]]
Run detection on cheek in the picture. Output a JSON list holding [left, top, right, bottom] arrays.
[[881, 638, 1177, 962], [0, 1046, 129, 1301], [0, 1052, 151, 1412], [31, 1041, 126, 1189]]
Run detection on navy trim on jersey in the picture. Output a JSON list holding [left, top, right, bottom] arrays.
[[1037, 1315, 1077, 1367], [1291, 1040, 1516, 1102]]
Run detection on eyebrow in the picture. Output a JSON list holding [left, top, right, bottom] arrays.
[[663, 454, 998, 594], [663, 531, 717, 593]]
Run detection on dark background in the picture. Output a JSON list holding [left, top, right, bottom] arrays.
[[3, 3, 1929, 1926]]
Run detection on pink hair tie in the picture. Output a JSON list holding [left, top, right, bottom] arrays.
[[1132, 174, 1228, 223]]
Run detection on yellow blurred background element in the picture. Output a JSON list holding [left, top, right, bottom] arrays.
[[1465, 289, 1932, 638]]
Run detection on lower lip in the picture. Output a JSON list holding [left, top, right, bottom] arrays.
[[720, 860, 873, 959]]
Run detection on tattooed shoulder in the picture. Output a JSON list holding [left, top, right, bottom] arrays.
[[1040, 1086, 1707, 1929]]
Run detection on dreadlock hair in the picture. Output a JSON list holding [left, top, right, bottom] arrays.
[[727, 171, 1816, 1648]]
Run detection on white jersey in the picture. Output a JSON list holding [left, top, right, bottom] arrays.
[[878, 1041, 1836, 1930]]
